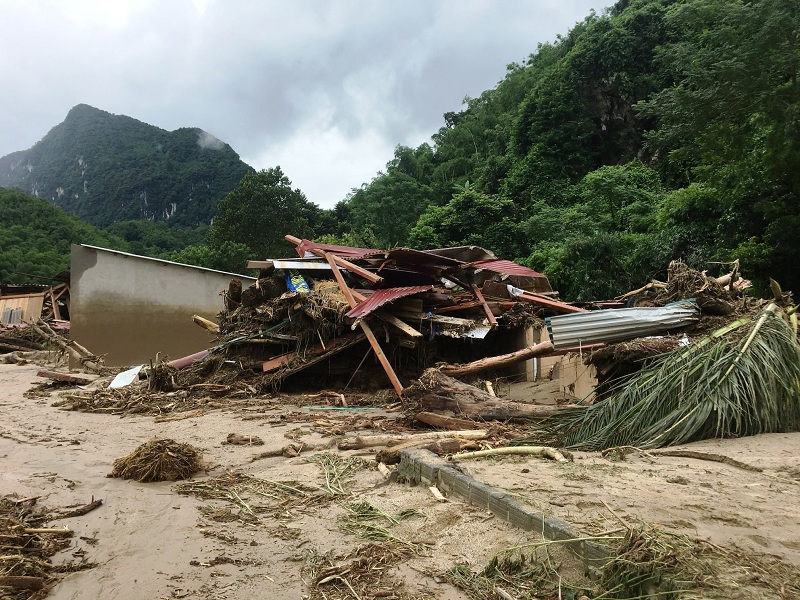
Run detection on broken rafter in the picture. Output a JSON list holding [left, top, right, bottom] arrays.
[[471, 284, 497, 326], [284, 235, 383, 284], [516, 292, 587, 314]]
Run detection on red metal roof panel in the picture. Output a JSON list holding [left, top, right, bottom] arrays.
[[470, 259, 546, 278], [345, 286, 433, 319]]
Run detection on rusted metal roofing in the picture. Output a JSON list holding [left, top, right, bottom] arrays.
[[426, 246, 496, 262], [470, 259, 545, 278], [345, 286, 433, 319]]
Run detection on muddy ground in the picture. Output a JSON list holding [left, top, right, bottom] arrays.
[[2, 361, 799, 599]]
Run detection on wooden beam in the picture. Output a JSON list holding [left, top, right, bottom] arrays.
[[516, 292, 588, 313], [433, 300, 483, 314], [246, 259, 332, 270], [472, 284, 497, 326], [284, 235, 383, 283], [374, 311, 423, 338], [324, 253, 404, 398]]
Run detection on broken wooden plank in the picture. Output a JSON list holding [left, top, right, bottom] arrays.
[[373, 311, 423, 338], [36, 370, 95, 385], [516, 292, 587, 313], [262, 351, 295, 372], [472, 284, 497, 326]]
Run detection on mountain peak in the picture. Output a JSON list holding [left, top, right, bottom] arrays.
[[0, 107, 253, 227]]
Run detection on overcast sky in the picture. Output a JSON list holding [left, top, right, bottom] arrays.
[[0, 0, 607, 209]]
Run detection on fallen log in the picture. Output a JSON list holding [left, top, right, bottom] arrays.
[[0, 335, 43, 350], [407, 369, 577, 422], [52, 499, 103, 520], [439, 341, 555, 377], [29, 320, 105, 373], [337, 429, 488, 451], [376, 437, 479, 464], [414, 411, 484, 431], [191, 314, 220, 334], [651, 450, 762, 472]]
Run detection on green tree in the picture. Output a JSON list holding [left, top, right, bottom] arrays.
[[208, 167, 316, 260], [408, 184, 521, 257], [638, 0, 800, 291]]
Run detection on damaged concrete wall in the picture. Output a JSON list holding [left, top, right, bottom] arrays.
[[70, 245, 255, 366]]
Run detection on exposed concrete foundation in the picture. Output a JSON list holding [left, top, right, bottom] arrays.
[[398, 447, 610, 567]]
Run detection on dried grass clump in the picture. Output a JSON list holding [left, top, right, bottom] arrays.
[[108, 439, 202, 482]]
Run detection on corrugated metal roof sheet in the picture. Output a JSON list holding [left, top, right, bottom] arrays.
[[470, 259, 546, 278], [345, 286, 433, 319], [546, 304, 699, 349]]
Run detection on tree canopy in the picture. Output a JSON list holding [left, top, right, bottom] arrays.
[[4, 0, 798, 299]]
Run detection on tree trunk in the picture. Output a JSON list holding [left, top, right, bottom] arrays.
[[406, 369, 576, 422], [439, 341, 555, 377]]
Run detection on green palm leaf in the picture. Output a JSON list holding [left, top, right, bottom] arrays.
[[516, 304, 800, 450]]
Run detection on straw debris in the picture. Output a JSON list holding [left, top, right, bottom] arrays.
[[107, 439, 203, 482]]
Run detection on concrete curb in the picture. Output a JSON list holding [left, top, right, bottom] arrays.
[[398, 447, 610, 566]]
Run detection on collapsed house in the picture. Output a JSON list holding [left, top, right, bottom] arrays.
[[29, 234, 798, 451], [183, 236, 585, 396], [0, 279, 70, 326], [172, 236, 722, 404]]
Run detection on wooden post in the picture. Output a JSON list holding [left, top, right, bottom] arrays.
[[471, 284, 497, 326], [323, 253, 404, 398]]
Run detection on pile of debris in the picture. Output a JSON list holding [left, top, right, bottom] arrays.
[[176, 235, 575, 396], [47, 234, 800, 450]]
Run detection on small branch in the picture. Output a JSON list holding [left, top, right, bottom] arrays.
[[651, 450, 762, 472], [449, 446, 568, 463], [52, 498, 103, 520]]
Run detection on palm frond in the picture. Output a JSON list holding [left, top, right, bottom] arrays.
[[517, 304, 800, 450]]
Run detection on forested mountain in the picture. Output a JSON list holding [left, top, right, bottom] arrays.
[[0, 104, 253, 227], [0, 188, 129, 282], [323, 0, 799, 299], [2, 0, 797, 300]]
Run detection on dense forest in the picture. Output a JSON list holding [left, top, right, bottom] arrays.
[[180, 0, 799, 299], [2, 0, 798, 300], [0, 187, 129, 281]]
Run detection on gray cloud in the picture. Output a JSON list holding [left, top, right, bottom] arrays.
[[0, 0, 606, 208]]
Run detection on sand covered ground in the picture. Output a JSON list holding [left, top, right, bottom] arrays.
[[2, 360, 799, 599]]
